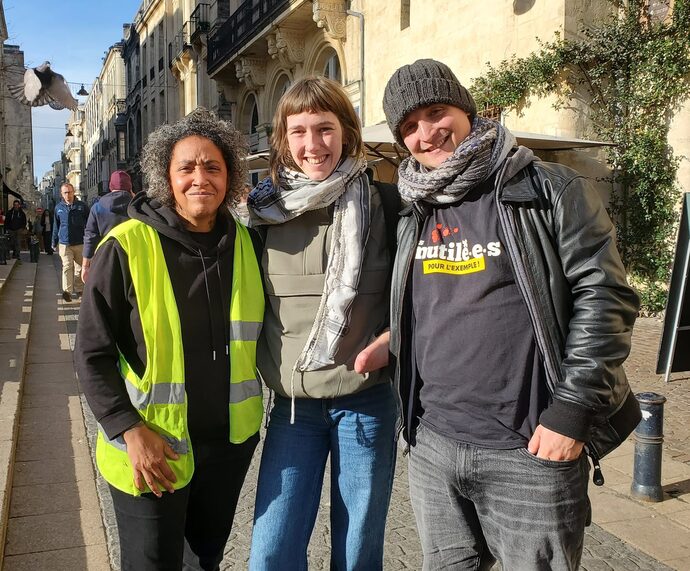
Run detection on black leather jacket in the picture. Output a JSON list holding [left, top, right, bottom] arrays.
[[389, 159, 641, 463]]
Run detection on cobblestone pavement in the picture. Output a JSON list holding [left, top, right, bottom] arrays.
[[74, 301, 676, 569], [217, 438, 670, 570], [623, 317, 690, 465]]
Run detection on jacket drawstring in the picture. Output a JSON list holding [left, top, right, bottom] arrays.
[[289, 362, 299, 424]]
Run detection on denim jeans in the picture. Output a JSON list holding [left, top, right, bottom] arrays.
[[249, 382, 398, 571], [409, 423, 590, 571]]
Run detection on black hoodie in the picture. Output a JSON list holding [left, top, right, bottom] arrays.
[[75, 192, 242, 444]]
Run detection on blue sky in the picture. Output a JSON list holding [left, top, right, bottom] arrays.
[[4, 0, 141, 180]]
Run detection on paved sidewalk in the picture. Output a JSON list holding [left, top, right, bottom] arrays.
[[2, 255, 109, 570]]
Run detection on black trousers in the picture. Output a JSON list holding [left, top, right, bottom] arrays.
[[109, 434, 259, 571], [42, 231, 54, 254]]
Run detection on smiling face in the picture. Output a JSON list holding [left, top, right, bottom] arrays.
[[400, 104, 472, 169], [286, 110, 344, 181], [168, 135, 228, 231]]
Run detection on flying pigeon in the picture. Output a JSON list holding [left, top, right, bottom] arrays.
[[7, 61, 78, 111]]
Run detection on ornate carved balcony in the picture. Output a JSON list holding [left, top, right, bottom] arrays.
[[207, 0, 290, 75]]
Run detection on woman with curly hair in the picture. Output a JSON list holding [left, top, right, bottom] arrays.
[[75, 108, 264, 570], [247, 77, 398, 570]]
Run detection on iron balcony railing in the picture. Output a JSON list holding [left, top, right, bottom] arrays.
[[169, 23, 191, 68], [190, 3, 210, 42], [208, 0, 289, 74]]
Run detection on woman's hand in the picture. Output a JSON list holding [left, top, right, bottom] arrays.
[[527, 425, 584, 461], [354, 330, 391, 374], [122, 423, 179, 497]]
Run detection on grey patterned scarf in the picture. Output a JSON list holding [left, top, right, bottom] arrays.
[[398, 117, 516, 204], [247, 155, 370, 372]]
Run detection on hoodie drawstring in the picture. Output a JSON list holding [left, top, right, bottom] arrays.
[[198, 249, 217, 361], [216, 254, 229, 356]]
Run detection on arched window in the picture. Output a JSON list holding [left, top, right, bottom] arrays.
[[323, 51, 341, 83], [271, 74, 291, 116]]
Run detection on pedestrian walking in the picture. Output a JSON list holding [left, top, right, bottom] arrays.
[[247, 76, 398, 571], [32, 208, 45, 252], [75, 108, 263, 571], [383, 59, 642, 570], [52, 183, 88, 301], [5, 200, 27, 259], [39, 208, 54, 255], [81, 170, 134, 282]]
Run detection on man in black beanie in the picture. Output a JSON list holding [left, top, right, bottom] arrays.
[[385, 58, 641, 569]]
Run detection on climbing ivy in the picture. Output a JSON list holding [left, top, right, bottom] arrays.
[[471, 0, 690, 312]]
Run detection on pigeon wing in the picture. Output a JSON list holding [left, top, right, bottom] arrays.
[[23, 68, 43, 103], [47, 71, 78, 111], [6, 67, 54, 107], [6, 68, 33, 104]]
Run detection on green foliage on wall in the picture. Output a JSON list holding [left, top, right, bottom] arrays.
[[471, 0, 690, 312]]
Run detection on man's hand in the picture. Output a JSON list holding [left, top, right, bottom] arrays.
[[527, 424, 584, 461], [122, 423, 179, 497], [81, 258, 91, 283], [354, 330, 390, 374]]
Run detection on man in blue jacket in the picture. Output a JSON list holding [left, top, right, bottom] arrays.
[[81, 170, 133, 283], [52, 183, 89, 302]]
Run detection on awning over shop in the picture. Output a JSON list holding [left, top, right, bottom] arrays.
[[361, 123, 615, 167], [2, 182, 25, 204], [243, 125, 614, 172]]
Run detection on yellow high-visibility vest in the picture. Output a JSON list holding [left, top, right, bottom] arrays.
[[94, 218, 264, 496]]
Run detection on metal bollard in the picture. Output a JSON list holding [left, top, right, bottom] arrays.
[[631, 392, 667, 502]]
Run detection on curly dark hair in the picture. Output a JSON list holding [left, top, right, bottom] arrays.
[[141, 107, 248, 209]]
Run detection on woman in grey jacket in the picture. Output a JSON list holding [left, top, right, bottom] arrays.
[[247, 77, 397, 570]]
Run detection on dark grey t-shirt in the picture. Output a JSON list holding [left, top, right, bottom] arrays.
[[411, 179, 549, 448]]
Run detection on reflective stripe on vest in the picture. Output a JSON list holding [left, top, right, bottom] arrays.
[[95, 218, 264, 496]]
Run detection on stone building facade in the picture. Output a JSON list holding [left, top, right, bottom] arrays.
[[82, 42, 127, 203], [63, 0, 690, 197], [200, 0, 688, 192], [64, 108, 85, 199], [0, 43, 34, 208]]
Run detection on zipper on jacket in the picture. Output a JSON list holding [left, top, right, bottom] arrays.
[[497, 186, 606, 487], [585, 445, 605, 486], [393, 205, 423, 446]]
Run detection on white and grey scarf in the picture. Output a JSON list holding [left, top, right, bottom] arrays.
[[248, 155, 370, 373], [397, 117, 517, 204]]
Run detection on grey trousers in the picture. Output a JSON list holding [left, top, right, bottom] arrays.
[[408, 422, 590, 571]]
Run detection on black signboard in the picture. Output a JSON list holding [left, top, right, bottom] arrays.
[[657, 193, 690, 381]]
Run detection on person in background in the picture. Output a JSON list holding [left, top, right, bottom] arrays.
[[5, 200, 27, 259], [32, 208, 45, 252], [247, 77, 397, 570], [52, 183, 89, 301], [75, 108, 263, 571], [40, 208, 54, 255], [81, 170, 134, 282], [383, 58, 641, 570]]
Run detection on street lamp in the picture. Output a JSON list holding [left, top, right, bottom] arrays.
[[77, 84, 89, 96]]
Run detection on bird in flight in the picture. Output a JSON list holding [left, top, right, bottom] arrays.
[[7, 61, 78, 111]]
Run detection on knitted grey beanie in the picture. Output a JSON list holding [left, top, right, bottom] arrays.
[[383, 59, 477, 146]]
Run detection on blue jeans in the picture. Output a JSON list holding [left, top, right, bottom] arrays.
[[409, 422, 590, 570], [249, 382, 398, 571]]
